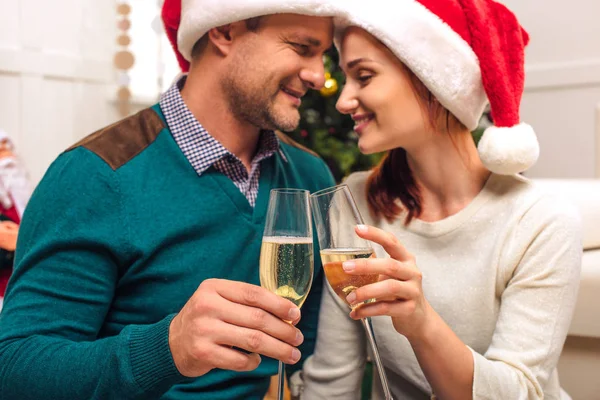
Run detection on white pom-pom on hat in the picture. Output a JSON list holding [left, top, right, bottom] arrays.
[[478, 123, 539, 175]]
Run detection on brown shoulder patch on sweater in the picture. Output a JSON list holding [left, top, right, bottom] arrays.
[[275, 131, 319, 158], [66, 108, 165, 170]]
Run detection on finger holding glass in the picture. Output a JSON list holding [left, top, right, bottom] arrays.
[[341, 225, 432, 340], [168, 279, 304, 378]]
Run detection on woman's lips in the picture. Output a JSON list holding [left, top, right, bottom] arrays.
[[353, 114, 374, 134]]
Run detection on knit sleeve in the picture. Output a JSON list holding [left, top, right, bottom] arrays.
[[0, 148, 185, 399], [470, 195, 582, 399]]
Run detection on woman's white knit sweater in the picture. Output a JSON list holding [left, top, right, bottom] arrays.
[[302, 172, 582, 400]]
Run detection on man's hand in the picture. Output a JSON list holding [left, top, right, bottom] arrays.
[[0, 221, 18, 251], [169, 279, 304, 377]]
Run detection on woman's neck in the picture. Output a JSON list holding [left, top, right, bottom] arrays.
[[406, 130, 491, 222]]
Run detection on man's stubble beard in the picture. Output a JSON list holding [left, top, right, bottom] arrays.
[[220, 58, 301, 133]]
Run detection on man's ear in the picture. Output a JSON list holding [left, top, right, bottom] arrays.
[[207, 21, 247, 56]]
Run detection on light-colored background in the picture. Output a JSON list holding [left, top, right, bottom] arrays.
[[0, 0, 178, 184], [1, 1, 599, 183], [504, 0, 600, 179]]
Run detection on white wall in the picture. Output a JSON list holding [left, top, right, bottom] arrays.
[[503, 0, 600, 178], [0, 0, 117, 184]]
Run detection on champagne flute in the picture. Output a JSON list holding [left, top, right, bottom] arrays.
[[259, 188, 314, 400], [310, 184, 393, 400]]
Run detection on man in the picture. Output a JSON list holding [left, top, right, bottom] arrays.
[[0, 0, 340, 398]]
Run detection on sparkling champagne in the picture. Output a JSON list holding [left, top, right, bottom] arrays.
[[260, 237, 314, 308], [320, 248, 377, 305]]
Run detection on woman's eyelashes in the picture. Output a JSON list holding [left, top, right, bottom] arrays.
[[358, 74, 373, 84], [338, 67, 373, 86], [356, 70, 374, 85]]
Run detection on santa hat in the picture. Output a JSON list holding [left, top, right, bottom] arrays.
[[162, 0, 342, 73], [334, 0, 539, 175]]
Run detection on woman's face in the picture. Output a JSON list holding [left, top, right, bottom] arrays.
[[336, 27, 429, 154]]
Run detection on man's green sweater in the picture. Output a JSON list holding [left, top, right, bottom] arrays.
[[0, 105, 335, 399]]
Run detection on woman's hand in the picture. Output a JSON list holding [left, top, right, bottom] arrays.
[[0, 221, 19, 251], [343, 224, 433, 340]]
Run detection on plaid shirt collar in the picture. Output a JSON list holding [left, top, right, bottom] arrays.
[[159, 75, 287, 177]]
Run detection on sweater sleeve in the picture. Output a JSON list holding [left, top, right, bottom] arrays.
[[301, 278, 368, 400], [470, 196, 582, 399], [0, 149, 186, 399]]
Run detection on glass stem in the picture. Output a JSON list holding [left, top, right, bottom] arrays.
[[361, 317, 393, 400], [277, 360, 285, 400]]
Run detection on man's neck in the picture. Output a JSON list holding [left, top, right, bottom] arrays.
[[180, 70, 261, 172]]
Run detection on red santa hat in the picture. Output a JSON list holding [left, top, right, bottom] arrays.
[[334, 0, 539, 175], [162, 0, 342, 73]]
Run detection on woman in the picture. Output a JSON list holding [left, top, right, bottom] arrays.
[[302, 1, 582, 399]]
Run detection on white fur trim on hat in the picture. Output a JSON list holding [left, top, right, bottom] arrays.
[[477, 123, 539, 175], [178, 0, 342, 62], [334, 0, 488, 130]]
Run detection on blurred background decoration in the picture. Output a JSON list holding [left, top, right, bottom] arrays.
[[115, 1, 134, 117], [126, 0, 181, 107]]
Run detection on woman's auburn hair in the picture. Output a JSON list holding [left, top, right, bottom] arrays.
[[366, 66, 467, 224]]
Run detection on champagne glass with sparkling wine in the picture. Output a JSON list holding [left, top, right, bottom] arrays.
[[259, 188, 314, 400], [310, 184, 393, 400]]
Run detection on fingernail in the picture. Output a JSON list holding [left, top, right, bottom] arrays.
[[342, 261, 355, 272], [288, 307, 300, 321], [291, 349, 301, 363], [357, 224, 368, 233], [295, 330, 304, 345], [346, 292, 356, 304]]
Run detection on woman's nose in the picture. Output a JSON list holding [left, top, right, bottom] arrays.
[[336, 87, 359, 115]]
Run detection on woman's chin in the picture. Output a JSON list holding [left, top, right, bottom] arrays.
[[357, 138, 370, 154], [358, 139, 384, 155], [357, 143, 370, 154]]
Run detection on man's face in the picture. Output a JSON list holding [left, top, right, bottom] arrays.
[[221, 14, 333, 132]]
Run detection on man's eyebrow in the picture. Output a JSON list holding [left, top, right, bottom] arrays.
[[288, 34, 322, 47]]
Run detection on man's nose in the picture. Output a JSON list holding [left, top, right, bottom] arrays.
[[300, 60, 327, 90]]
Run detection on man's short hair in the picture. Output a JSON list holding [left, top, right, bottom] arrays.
[[191, 17, 264, 60]]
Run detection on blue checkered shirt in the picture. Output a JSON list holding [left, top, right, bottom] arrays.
[[159, 76, 286, 207]]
